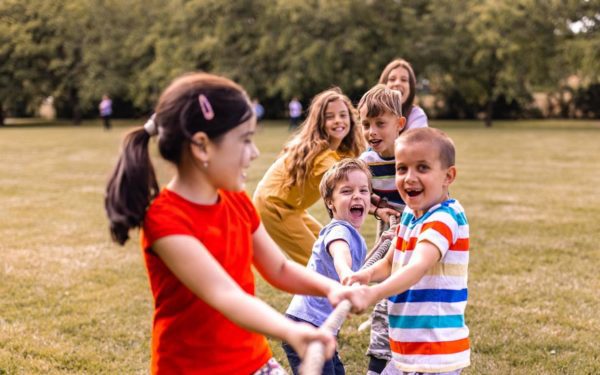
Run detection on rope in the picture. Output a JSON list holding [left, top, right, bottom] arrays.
[[300, 216, 398, 375]]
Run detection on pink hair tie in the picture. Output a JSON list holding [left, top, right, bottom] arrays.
[[198, 94, 215, 120]]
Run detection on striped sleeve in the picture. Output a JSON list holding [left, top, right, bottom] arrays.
[[418, 212, 458, 258]]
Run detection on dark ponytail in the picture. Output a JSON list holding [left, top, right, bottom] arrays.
[[105, 128, 159, 245], [104, 72, 253, 245]]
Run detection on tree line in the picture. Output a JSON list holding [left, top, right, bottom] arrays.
[[1, 0, 598, 126]]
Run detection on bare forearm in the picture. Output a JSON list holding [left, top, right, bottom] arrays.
[[367, 257, 393, 283], [370, 263, 428, 302], [264, 259, 337, 296], [215, 289, 297, 339]]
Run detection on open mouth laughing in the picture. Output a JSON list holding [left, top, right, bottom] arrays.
[[349, 204, 365, 218], [405, 188, 422, 197]]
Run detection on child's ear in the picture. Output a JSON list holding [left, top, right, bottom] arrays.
[[326, 199, 335, 212], [445, 166, 457, 186], [190, 131, 211, 161], [397, 116, 407, 133]]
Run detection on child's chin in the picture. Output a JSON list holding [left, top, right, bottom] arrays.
[[352, 217, 366, 229]]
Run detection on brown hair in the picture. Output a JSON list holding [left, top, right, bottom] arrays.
[[319, 158, 372, 218], [105, 72, 253, 245], [396, 128, 455, 168], [378, 58, 417, 120], [357, 84, 404, 119], [282, 87, 365, 191]]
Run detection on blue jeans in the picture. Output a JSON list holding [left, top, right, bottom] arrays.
[[282, 315, 345, 375]]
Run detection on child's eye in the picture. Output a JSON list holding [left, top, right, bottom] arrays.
[[396, 166, 407, 174], [418, 164, 429, 172]]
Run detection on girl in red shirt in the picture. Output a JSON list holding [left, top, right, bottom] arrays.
[[105, 73, 368, 374]]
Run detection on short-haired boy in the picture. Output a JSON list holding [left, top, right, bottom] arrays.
[[358, 84, 408, 374], [348, 128, 470, 374], [358, 84, 407, 223], [283, 158, 391, 375]]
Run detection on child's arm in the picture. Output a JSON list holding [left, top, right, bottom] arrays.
[[252, 224, 369, 311], [328, 239, 354, 285], [345, 242, 394, 286], [152, 234, 336, 358], [366, 240, 441, 306]]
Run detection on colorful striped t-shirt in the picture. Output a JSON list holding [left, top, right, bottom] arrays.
[[359, 150, 404, 209], [388, 199, 470, 373]]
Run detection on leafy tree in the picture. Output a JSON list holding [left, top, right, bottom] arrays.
[[560, 0, 600, 83], [1, 0, 597, 123], [418, 0, 564, 126]]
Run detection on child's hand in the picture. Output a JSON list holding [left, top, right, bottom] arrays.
[[344, 270, 371, 286], [339, 270, 354, 286], [328, 284, 372, 314], [376, 207, 400, 223], [284, 321, 336, 360]]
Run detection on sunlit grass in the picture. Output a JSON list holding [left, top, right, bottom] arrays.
[[1, 119, 599, 373]]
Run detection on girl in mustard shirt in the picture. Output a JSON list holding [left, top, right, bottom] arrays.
[[253, 88, 365, 265]]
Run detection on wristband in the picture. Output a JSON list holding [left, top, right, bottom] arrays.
[[374, 207, 382, 220]]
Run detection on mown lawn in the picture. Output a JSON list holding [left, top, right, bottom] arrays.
[[1, 119, 599, 374]]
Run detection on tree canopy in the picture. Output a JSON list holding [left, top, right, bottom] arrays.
[[1, 0, 598, 125]]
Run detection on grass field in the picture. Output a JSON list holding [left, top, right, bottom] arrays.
[[1, 119, 599, 374]]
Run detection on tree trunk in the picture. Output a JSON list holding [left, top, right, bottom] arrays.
[[0, 103, 4, 126], [484, 99, 493, 127], [484, 60, 498, 128], [70, 86, 82, 125]]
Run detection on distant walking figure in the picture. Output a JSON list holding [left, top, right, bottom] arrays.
[[99, 94, 113, 130], [289, 97, 302, 130]]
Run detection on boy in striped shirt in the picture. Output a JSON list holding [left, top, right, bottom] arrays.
[[348, 128, 470, 374]]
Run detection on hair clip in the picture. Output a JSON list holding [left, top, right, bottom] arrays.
[[143, 113, 158, 136], [198, 94, 215, 121]]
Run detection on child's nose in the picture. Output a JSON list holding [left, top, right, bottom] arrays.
[[251, 142, 260, 160]]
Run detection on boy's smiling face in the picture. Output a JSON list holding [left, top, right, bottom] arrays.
[[359, 106, 405, 158], [395, 140, 456, 218], [327, 170, 371, 229]]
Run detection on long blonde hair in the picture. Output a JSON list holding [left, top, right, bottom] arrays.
[[282, 88, 364, 191]]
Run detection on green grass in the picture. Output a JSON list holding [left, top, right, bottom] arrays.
[[1, 119, 599, 374]]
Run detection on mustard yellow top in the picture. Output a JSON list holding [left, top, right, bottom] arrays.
[[255, 149, 345, 210]]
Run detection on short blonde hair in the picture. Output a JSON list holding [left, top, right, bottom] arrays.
[[396, 128, 456, 168], [319, 158, 372, 218], [357, 84, 403, 119]]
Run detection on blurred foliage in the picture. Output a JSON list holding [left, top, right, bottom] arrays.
[[0, 0, 598, 124]]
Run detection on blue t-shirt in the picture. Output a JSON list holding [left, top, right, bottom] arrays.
[[286, 219, 367, 330]]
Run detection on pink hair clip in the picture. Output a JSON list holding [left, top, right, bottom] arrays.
[[198, 94, 215, 121]]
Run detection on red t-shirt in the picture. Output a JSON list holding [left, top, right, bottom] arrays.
[[141, 189, 272, 374]]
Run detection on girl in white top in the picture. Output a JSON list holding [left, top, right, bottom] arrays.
[[378, 58, 428, 129]]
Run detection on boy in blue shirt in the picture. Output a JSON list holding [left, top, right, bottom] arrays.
[[283, 158, 390, 375]]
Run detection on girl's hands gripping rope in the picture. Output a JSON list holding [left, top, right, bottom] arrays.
[[284, 320, 336, 360]]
